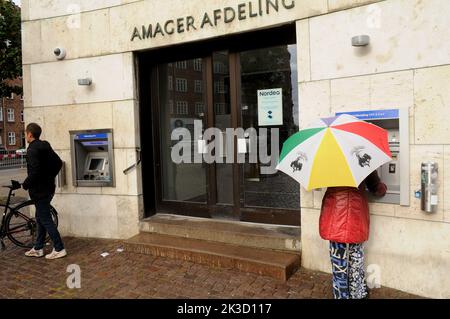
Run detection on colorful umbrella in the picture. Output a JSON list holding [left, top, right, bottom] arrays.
[[276, 114, 392, 191]]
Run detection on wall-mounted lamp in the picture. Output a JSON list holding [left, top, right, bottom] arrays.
[[78, 78, 92, 86], [351, 35, 370, 47]]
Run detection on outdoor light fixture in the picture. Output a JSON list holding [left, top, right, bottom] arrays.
[[78, 78, 92, 86], [351, 35, 370, 47]]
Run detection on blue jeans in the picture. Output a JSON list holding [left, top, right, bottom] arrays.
[[34, 194, 64, 252]]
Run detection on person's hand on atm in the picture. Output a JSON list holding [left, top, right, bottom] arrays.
[[373, 182, 387, 197], [365, 170, 387, 197]]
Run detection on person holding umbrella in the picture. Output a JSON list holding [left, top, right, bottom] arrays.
[[320, 171, 386, 299], [277, 114, 391, 299]]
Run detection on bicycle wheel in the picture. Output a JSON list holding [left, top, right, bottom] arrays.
[[4, 203, 59, 249]]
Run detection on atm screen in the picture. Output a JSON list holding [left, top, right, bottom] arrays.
[[89, 158, 104, 171]]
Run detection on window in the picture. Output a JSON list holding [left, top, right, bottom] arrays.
[[20, 95, 24, 101], [195, 102, 204, 114], [168, 100, 174, 114], [175, 61, 187, 69], [168, 76, 173, 91], [176, 101, 188, 115], [21, 110, 24, 123], [215, 103, 227, 115], [214, 80, 227, 94], [7, 109, 14, 122], [175, 78, 188, 92], [6, 93, 14, 99], [214, 62, 227, 74], [193, 59, 202, 71], [194, 80, 203, 93], [0, 107, 3, 122], [8, 132, 16, 146]]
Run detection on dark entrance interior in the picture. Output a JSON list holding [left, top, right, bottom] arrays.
[[137, 23, 300, 226]]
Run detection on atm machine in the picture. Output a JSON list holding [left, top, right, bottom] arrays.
[[376, 128, 400, 202], [70, 129, 115, 187], [336, 109, 409, 206]]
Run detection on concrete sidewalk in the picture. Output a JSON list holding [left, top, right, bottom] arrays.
[[0, 237, 422, 299]]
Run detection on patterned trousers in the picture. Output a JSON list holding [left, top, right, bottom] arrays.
[[329, 241, 368, 299]]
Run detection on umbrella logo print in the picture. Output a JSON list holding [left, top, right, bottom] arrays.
[[291, 152, 307, 172], [352, 146, 372, 168]]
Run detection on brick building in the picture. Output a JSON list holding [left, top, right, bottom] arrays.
[[0, 78, 25, 151]]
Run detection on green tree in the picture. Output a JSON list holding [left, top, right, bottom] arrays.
[[0, 0, 22, 98]]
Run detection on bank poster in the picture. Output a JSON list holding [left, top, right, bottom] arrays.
[[257, 88, 283, 126]]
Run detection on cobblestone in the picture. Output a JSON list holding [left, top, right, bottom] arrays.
[[0, 237, 422, 299]]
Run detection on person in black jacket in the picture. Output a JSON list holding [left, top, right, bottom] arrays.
[[23, 123, 67, 259]]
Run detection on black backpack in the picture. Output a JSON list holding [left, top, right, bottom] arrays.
[[46, 146, 63, 178]]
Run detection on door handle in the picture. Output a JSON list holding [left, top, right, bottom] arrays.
[[123, 147, 142, 175]]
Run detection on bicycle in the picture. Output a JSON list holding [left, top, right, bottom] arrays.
[[0, 180, 59, 250]]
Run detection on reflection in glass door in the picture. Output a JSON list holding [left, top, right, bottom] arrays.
[[213, 51, 234, 206], [158, 58, 208, 203], [239, 44, 300, 210]]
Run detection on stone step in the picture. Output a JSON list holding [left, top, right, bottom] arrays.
[[124, 233, 301, 281], [139, 214, 301, 253]]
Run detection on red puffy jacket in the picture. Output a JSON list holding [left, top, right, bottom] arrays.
[[319, 171, 387, 244]]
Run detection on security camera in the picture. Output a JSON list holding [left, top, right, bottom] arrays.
[[54, 47, 66, 60]]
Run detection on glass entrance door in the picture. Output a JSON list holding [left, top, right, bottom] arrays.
[[152, 36, 300, 225], [156, 55, 236, 219], [237, 44, 300, 224], [239, 45, 300, 208], [157, 58, 208, 207]]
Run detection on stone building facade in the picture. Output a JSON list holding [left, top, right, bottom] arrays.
[[21, 0, 450, 298]]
